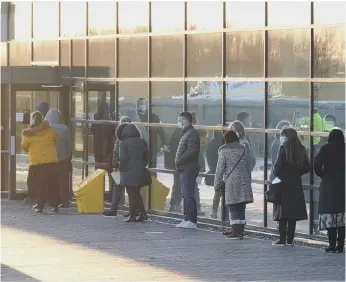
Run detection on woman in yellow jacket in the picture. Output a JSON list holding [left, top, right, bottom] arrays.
[[21, 111, 60, 213]]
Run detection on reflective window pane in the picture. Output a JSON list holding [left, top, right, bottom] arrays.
[[88, 1, 117, 35], [187, 1, 223, 31], [268, 82, 310, 136], [226, 81, 265, 128], [61, 2, 86, 37], [33, 2, 59, 38], [72, 40, 85, 77], [314, 28, 345, 78], [268, 29, 310, 77], [119, 38, 148, 78], [118, 2, 149, 34], [268, 2, 311, 27], [187, 81, 222, 126], [32, 41, 58, 63], [1, 42, 8, 66], [151, 35, 183, 77], [151, 82, 184, 124], [8, 2, 32, 40], [226, 2, 265, 29], [314, 1, 346, 25], [313, 83, 345, 132], [88, 38, 115, 78], [60, 40, 70, 78], [226, 31, 264, 77], [118, 82, 149, 126], [151, 2, 184, 32], [187, 33, 222, 77], [9, 42, 31, 66]]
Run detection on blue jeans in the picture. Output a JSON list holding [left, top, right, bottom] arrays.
[[110, 184, 125, 211], [180, 170, 198, 223], [229, 203, 246, 225]]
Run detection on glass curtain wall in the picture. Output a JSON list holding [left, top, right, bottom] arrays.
[[5, 1, 345, 237]]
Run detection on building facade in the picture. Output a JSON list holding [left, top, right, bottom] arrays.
[[0, 1, 345, 238]]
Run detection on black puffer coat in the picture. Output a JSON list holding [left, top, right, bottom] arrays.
[[314, 138, 345, 214], [272, 145, 310, 221]]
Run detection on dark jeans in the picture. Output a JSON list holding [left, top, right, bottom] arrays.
[[327, 227, 345, 249], [126, 186, 145, 218], [279, 219, 297, 244], [170, 172, 182, 208], [27, 166, 35, 199], [110, 184, 125, 211], [31, 163, 60, 209], [229, 203, 246, 225], [57, 160, 71, 206], [180, 170, 198, 224]]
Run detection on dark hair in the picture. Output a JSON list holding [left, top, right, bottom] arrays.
[[237, 112, 250, 122], [328, 128, 344, 144], [280, 127, 306, 165], [30, 111, 43, 128], [224, 130, 239, 144], [179, 111, 193, 123], [137, 98, 147, 106], [116, 123, 127, 140], [229, 120, 245, 138]]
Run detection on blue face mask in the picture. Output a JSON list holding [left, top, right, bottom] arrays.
[[138, 105, 146, 113], [280, 136, 287, 145]]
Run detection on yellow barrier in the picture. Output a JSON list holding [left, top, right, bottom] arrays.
[[141, 176, 170, 210], [74, 169, 106, 214]]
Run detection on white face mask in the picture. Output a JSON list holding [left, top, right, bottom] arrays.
[[280, 136, 287, 145], [177, 117, 184, 128]]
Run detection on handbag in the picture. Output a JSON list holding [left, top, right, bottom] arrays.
[[216, 148, 245, 192], [265, 177, 283, 204]]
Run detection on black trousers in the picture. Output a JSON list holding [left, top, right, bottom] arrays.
[[27, 166, 35, 199], [31, 163, 60, 209], [126, 186, 145, 218], [57, 160, 71, 206], [279, 219, 296, 244], [327, 227, 345, 249]]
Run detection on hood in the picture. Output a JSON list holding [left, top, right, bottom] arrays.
[[45, 109, 60, 125], [120, 116, 131, 124], [36, 102, 49, 117], [22, 120, 50, 137], [119, 123, 141, 140]]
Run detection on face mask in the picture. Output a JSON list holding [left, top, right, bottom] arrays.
[[280, 136, 287, 145], [138, 105, 146, 113], [177, 118, 185, 129]]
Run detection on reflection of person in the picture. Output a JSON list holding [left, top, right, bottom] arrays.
[[118, 123, 148, 222], [45, 109, 73, 208], [102, 116, 132, 218], [21, 112, 60, 214], [271, 128, 310, 246], [123, 107, 148, 142], [214, 130, 253, 239], [323, 114, 337, 132], [237, 112, 251, 128], [313, 109, 323, 145], [314, 129, 345, 253], [175, 112, 200, 229], [36, 102, 49, 117], [137, 98, 166, 173]]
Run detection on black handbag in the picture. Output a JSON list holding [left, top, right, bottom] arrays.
[[265, 177, 283, 204], [216, 148, 245, 192]]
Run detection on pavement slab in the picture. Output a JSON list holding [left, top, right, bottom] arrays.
[[1, 200, 345, 281]]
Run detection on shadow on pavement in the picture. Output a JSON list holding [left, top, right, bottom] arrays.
[[1, 264, 40, 281]]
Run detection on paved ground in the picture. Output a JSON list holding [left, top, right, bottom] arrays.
[[1, 200, 345, 281]]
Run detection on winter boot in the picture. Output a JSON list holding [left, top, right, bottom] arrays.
[[325, 228, 337, 253], [226, 224, 243, 239], [336, 227, 345, 253]]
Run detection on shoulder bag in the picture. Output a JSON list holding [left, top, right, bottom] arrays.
[[216, 148, 245, 192]]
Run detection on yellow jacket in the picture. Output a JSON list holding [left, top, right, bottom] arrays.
[[21, 120, 60, 166]]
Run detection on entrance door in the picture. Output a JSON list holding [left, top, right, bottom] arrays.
[[10, 86, 70, 199]]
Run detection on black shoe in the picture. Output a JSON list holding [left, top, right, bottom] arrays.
[[123, 212, 139, 217], [35, 208, 43, 214], [102, 210, 118, 218], [136, 214, 148, 222], [226, 233, 244, 240], [32, 204, 38, 209], [52, 207, 59, 213], [272, 240, 286, 246], [336, 247, 344, 254], [59, 204, 70, 209], [124, 217, 137, 223], [325, 247, 337, 253]]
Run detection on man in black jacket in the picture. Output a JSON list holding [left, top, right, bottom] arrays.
[[175, 112, 200, 229]]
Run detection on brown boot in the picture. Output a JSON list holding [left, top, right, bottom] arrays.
[[226, 224, 243, 240], [238, 224, 245, 237]]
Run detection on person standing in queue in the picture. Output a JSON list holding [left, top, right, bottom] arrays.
[[314, 129, 345, 253], [175, 112, 200, 229], [21, 112, 60, 214], [45, 109, 73, 208], [117, 123, 148, 222], [271, 127, 310, 246]]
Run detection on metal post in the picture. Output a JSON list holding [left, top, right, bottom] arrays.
[[148, 1, 152, 210]]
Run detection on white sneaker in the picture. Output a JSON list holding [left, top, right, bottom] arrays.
[[179, 221, 197, 229], [175, 220, 186, 227]]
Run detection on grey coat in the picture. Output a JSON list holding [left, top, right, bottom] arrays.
[[214, 141, 254, 206], [118, 124, 149, 187], [175, 124, 200, 172]]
